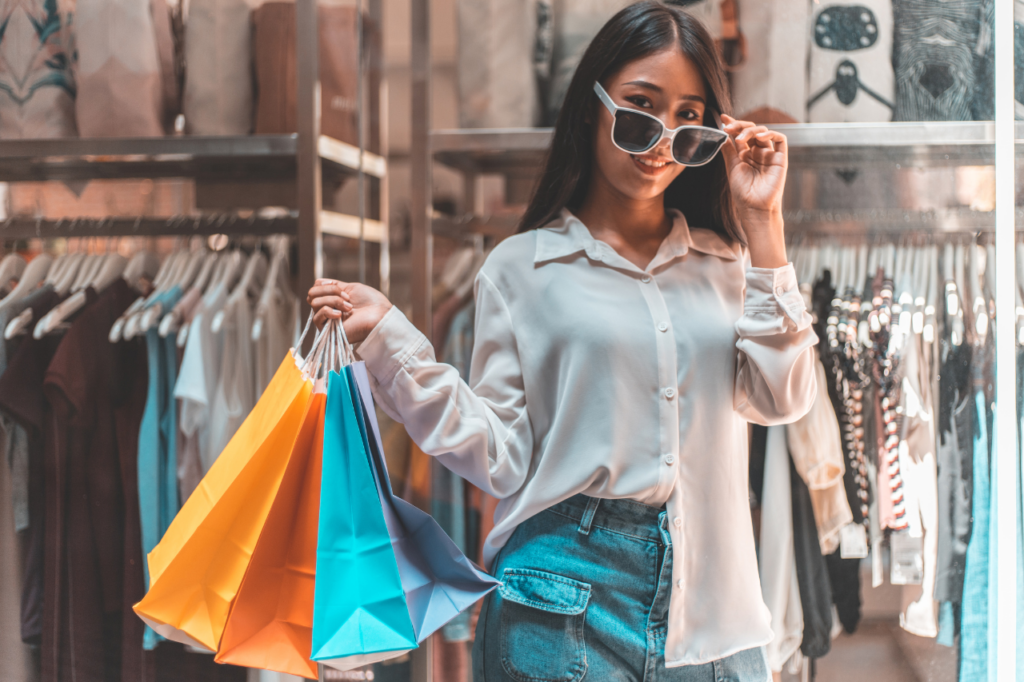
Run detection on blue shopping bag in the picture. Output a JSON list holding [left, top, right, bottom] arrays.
[[312, 364, 499, 671]]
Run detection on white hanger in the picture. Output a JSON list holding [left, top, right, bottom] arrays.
[[923, 244, 938, 344], [159, 252, 219, 338], [2, 255, 55, 339], [212, 250, 267, 334], [33, 254, 128, 339], [53, 253, 85, 295], [0, 254, 27, 295], [252, 244, 292, 343], [0, 254, 51, 310]]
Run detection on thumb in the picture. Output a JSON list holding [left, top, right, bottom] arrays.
[[720, 134, 740, 175]]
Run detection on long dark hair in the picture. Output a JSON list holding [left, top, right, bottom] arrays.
[[517, 1, 742, 244]]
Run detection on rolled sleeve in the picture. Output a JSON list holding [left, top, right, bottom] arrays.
[[734, 263, 819, 425], [739, 264, 813, 333], [355, 305, 429, 385]]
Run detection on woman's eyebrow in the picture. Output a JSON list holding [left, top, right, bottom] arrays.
[[622, 80, 706, 104]]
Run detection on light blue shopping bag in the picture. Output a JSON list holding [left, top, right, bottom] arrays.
[[312, 364, 499, 671]]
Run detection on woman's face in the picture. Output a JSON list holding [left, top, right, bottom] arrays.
[[591, 47, 709, 202]]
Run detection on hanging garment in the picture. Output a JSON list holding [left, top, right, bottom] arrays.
[[789, 454, 833, 660], [0, 286, 63, 647], [959, 336, 993, 682], [456, 0, 537, 127], [1015, 2, 1024, 119], [807, 0, 895, 122], [252, 4, 377, 145], [182, 0, 253, 134], [207, 291, 256, 463], [74, 0, 166, 136], [137, 285, 183, 650], [175, 280, 230, 491], [731, 0, 809, 122], [891, 0, 989, 121], [758, 425, 803, 673], [0, 0, 76, 137], [0, 413, 34, 681], [897, 332, 939, 637], [970, 0, 994, 121], [786, 352, 852, 554], [0, 283, 59, 536], [541, 0, 725, 126], [254, 283, 297, 399], [934, 307, 973, 607]]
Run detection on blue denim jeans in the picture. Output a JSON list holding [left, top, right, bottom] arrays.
[[472, 495, 770, 682]]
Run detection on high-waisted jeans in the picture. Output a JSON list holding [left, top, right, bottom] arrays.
[[472, 494, 771, 682]]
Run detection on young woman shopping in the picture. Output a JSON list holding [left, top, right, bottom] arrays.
[[308, 2, 817, 680]]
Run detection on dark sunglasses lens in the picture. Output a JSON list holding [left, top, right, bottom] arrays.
[[613, 110, 663, 153], [672, 128, 727, 165]]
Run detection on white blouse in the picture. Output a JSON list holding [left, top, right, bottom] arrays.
[[356, 209, 818, 667]]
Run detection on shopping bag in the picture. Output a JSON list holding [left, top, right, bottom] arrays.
[[311, 363, 499, 671], [214, 382, 328, 679], [133, 351, 314, 651]]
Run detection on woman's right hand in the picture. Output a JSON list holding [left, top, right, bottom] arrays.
[[307, 279, 393, 344]]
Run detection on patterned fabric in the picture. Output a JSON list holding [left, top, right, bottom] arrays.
[[0, 0, 76, 137]]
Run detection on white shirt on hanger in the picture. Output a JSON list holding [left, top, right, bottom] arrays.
[[356, 209, 818, 666], [208, 291, 256, 464]]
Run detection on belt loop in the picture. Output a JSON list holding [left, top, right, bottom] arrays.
[[578, 497, 601, 536]]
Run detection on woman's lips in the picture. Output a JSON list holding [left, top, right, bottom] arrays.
[[632, 154, 674, 176]]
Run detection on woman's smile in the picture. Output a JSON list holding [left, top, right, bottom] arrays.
[[632, 153, 675, 176]]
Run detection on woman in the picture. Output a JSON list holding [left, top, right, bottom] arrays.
[[309, 2, 817, 680]]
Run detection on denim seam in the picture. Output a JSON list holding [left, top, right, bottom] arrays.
[[545, 509, 661, 545]]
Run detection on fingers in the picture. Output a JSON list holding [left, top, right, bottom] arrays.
[[313, 306, 342, 330], [309, 294, 352, 315], [723, 117, 787, 169], [307, 279, 351, 307]]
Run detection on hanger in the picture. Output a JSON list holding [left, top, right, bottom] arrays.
[[212, 249, 267, 334], [0, 254, 27, 295], [159, 252, 219, 338], [54, 253, 85, 295], [923, 244, 938, 344], [123, 249, 188, 340], [33, 254, 128, 339], [2, 255, 55, 339], [252, 241, 292, 343]]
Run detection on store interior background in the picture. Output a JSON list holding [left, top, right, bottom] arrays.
[[0, 0, 1015, 681]]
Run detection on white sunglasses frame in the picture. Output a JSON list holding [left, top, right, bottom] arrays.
[[593, 81, 728, 167]]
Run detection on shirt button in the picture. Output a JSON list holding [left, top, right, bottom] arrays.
[[774, 286, 785, 296], [664, 455, 676, 465], [673, 516, 682, 528], [664, 387, 676, 400], [657, 322, 669, 332], [676, 579, 684, 590], [641, 275, 651, 283]]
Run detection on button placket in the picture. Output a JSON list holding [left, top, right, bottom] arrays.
[[636, 277, 680, 502]]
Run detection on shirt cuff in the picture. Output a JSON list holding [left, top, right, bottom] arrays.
[[354, 306, 429, 385], [742, 263, 812, 332]]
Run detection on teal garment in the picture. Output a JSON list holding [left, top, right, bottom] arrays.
[[137, 286, 183, 650], [960, 389, 991, 682]]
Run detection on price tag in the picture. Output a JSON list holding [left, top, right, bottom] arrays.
[[840, 523, 869, 559]]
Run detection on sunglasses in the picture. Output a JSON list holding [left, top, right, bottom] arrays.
[[593, 82, 729, 167]]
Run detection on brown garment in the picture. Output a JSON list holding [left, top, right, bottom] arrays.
[[0, 287, 63, 646], [109, 290, 245, 682], [252, 4, 379, 146]]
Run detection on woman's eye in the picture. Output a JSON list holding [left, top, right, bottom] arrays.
[[678, 110, 700, 121], [626, 96, 652, 109]]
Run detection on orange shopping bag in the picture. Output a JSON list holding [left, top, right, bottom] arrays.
[[134, 351, 314, 652], [215, 379, 328, 678]]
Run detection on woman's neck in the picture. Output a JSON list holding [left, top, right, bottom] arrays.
[[575, 178, 672, 271]]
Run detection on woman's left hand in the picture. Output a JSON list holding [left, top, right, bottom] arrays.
[[719, 114, 788, 217], [720, 114, 789, 268]]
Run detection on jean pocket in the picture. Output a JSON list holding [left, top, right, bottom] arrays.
[[498, 568, 591, 682]]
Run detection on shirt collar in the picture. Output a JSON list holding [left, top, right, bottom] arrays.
[[534, 208, 740, 268]]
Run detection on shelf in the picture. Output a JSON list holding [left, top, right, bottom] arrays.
[[432, 122, 1023, 175], [0, 135, 386, 184], [782, 207, 1003, 233], [0, 210, 386, 242], [321, 211, 386, 242]]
